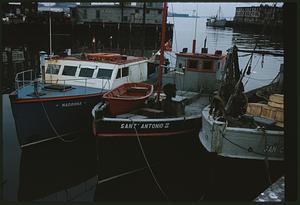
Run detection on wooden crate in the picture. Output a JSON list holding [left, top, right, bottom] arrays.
[[268, 101, 284, 109], [261, 106, 283, 122], [246, 103, 268, 116], [246, 97, 284, 128], [269, 94, 284, 104], [275, 109, 284, 122], [261, 106, 277, 120]]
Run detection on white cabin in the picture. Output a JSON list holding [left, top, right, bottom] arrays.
[[44, 53, 148, 91], [163, 49, 226, 93]]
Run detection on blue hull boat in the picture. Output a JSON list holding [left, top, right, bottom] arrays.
[[9, 81, 105, 148]]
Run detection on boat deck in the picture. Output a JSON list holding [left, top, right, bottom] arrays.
[[115, 91, 210, 120], [15, 84, 104, 99]]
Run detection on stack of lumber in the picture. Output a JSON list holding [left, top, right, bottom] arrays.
[[246, 94, 284, 127]]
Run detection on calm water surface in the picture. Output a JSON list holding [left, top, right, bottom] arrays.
[[2, 16, 283, 201]]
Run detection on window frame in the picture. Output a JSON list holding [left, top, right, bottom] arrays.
[[122, 67, 129, 77], [96, 68, 113, 79], [79, 67, 95, 78], [202, 60, 213, 70], [46, 64, 61, 75], [187, 59, 199, 70], [62, 65, 78, 76], [116, 69, 121, 79]]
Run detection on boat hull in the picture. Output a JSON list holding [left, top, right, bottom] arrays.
[[9, 93, 103, 148], [95, 130, 206, 201], [200, 106, 284, 161], [93, 115, 202, 138], [103, 82, 154, 116], [198, 143, 284, 200], [206, 19, 226, 27], [105, 98, 148, 116], [96, 130, 202, 181], [93, 116, 202, 179]]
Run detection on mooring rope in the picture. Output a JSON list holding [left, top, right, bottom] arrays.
[[211, 121, 268, 157], [261, 127, 272, 186], [40, 99, 80, 143], [130, 119, 169, 200]]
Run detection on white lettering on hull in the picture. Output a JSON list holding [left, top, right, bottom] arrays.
[[264, 144, 284, 154], [60, 102, 83, 107], [120, 122, 171, 130]]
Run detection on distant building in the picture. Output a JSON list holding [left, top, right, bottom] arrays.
[[71, 3, 163, 24], [2, 2, 38, 23], [233, 4, 282, 27]]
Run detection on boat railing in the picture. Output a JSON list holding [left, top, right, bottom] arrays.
[[98, 76, 111, 91], [15, 69, 35, 91]]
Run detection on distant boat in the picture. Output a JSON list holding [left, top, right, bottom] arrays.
[[102, 82, 154, 116], [168, 12, 190, 18], [9, 52, 149, 148], [206, 6, 226, 27]]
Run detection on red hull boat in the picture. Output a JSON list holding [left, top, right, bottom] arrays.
[[102, 82, 154, 116]]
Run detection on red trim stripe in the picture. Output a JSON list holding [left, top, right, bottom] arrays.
[[95, 128, 197, 138], [11, 92, 104, 104]]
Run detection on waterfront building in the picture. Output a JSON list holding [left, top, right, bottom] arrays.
[[71, 2, 163, 24], [233, 4, 282, 27]]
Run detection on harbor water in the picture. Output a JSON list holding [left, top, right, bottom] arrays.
[[2, 16, 283, 201]]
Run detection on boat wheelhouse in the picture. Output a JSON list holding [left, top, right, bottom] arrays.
[[163, 48, 226, 93], [44, 53, 148, 90]]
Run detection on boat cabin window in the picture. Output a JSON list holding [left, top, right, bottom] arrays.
[[96, 68, 113, 79], [203, 60, 213, 70], [79, 67, 94, 78], [116, 69, 121, 79], [122, 67, 129, 77], [116, 67, 129, 79], [46, 64, 61, 74], [187, 59, 199, 70], [62, 65, 77, 76]]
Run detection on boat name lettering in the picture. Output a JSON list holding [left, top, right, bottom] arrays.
[[264, 144, 284, 154], [61, 102, 82, 107], [120, 123, 138, 129], [120, 122, 170, 129]]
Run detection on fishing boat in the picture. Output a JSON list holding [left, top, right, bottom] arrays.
[[199, 46, 284, 161], [102, 82, 154, 116], [9, 53, 149, 148], [198, 46, 284, 200], [91, 2, 230, 198], [206, 6, 226, 28], [92, 40, 227, 143]]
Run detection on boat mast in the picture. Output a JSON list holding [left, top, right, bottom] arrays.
[[156, 1, 168, 103], [192, 5, 198, 54], [49, 10, 52, 55]]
